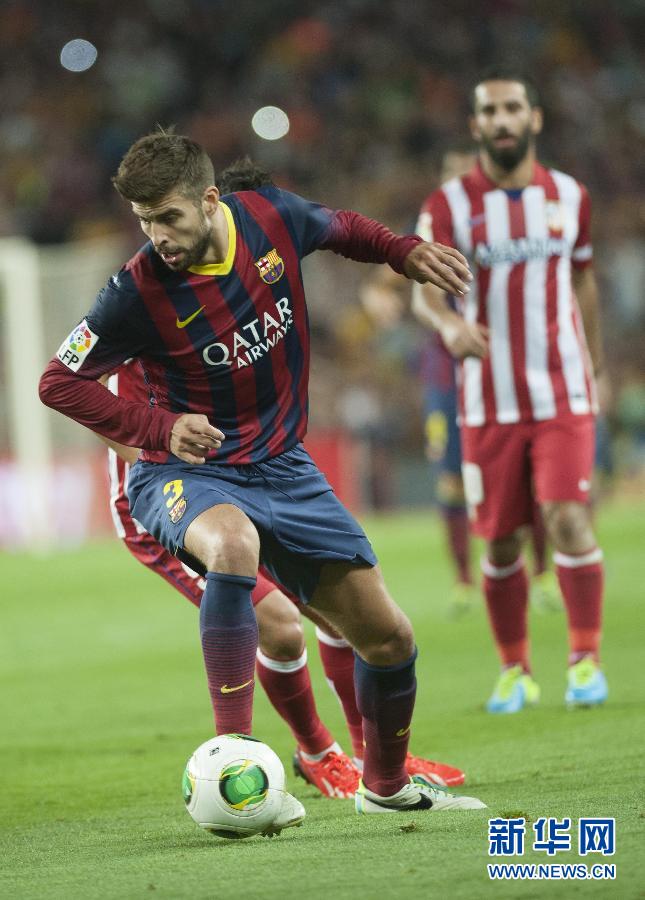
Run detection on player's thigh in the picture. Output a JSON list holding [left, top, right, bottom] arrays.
[[461, 423, 533, 540], [255, 589, 305, 660], [184, 503, 260, 575], [299, 603, 344, 640], [127, 459, 265, 573], [309, 562, 413, 665], [532, 416, 597, 552], [254, 563, 344, 646], [531, 416, 595, 507]]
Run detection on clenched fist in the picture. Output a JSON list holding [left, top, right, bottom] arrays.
[[170, 414, 225, 464]]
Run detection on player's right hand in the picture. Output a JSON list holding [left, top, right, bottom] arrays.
[[170, 414, 225, 464], [441, 317, 490, 359], [403, 242, 473, 295]]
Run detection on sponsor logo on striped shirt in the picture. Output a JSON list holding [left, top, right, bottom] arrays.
[[474, 236, 569, 268]]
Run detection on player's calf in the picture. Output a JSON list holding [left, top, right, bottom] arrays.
[[310, 563, 418, 796]]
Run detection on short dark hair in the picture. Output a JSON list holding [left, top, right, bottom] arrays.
[[216, 156, 274, 194], [470, 68, 540, 111], [112, 129, 215, 205]]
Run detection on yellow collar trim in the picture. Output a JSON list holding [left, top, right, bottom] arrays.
[[188, 202, 236, 276]]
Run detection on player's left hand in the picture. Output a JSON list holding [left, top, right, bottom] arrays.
[[403, 242, 472, 295]]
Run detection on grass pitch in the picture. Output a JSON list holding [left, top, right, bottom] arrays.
[[1, 501, 643, 899]]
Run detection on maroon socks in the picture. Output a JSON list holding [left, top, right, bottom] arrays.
[[199, 572, 258, 735]]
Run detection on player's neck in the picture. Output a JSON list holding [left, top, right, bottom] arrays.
[[480, 152, 535, 190], [200, 204, 230, 265]]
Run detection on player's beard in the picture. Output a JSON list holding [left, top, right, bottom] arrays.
[[158, 212, 213, 270], [182, 214, 213, 269], [481, 125, 533, 171]]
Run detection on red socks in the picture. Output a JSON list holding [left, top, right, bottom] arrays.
[[316, 627, 364, 759], [554, 549, 604, 664], [483, 547, 604, 670], [255, 648, 334, 755], [482, 556, 530, 671]]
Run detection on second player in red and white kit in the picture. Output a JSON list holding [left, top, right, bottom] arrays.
[[413, 69, 607, 712]]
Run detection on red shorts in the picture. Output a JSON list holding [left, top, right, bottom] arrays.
[[460, 415, 595, 540]]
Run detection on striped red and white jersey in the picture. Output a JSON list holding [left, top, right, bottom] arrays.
[[416, 161, 597, 427], [105, 360, 150, 541], [105, 360, 208, 596]]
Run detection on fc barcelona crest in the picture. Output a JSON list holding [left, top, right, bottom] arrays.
[[169, 496, 187, 524], [255, 248, 285, 284]]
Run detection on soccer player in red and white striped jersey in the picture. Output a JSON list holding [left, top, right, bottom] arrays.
[[413, 69, 607, 712]]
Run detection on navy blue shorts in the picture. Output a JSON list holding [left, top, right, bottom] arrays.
[[424, 386, 462, 475], [127, 443, 377, 604]]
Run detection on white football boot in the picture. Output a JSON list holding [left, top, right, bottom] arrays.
[[261, 791, 306, 837], [355, 776, 486, 813]]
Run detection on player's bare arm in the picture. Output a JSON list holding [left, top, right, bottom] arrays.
[[403, 241, 473, 296], [98, 434, 141, 465], [411, 282, 489, 359], [573, 266, 605, 377]]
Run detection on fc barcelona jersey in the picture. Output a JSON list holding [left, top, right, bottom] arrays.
[[40, 186, 420, 464]]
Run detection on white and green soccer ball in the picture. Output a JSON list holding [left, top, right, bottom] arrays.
[[182, 734, 286, 839]]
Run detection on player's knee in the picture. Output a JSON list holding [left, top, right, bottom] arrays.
[[358, 613, 415, 667], [257, 592, 305, 659], [487, 532, 523, 567], [202, 509, 260, 574], [543, 502, 594, 552], [259, 618, 305, 660]]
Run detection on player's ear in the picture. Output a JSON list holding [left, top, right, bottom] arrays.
[[469, 115, 481, 142], [531, 106, 544, 136], [202, 185, 220, 218]]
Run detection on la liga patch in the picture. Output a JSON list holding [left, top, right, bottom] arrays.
[[57, 320, 99, 371]]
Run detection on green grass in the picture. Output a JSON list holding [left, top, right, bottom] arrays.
[[1, 501, 643, 899]]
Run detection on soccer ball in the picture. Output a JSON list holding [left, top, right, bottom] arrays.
[[182, 734, 286, 839]]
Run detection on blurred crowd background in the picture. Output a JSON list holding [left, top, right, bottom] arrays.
[[1, 0, 644, 512]]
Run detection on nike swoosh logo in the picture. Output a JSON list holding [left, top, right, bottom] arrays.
[[176, 306, 205, 328], [368, 794, 434, 811], [220, 678, 253, 694], [396, 725, 411, 737]]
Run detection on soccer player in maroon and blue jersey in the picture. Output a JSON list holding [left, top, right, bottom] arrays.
[[40, 130, 484, 821], [106, 357, 465, 795]]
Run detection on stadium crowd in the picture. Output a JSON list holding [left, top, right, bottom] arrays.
[[2, 0, 644, 497]]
